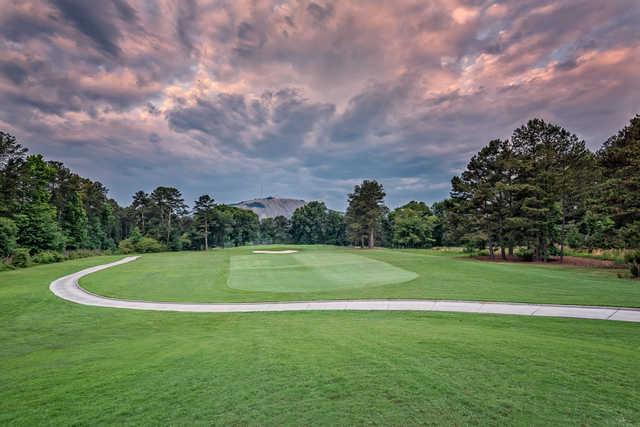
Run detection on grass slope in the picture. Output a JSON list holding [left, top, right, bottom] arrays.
[[1, 257, 639, 424], [81, 245, 640, 307]]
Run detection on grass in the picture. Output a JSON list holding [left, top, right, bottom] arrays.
[[81, 245, 640, 307], [228, 250, 417, 292], [1, 256, 639, 424]]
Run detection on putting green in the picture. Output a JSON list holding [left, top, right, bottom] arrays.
[[228, 252, 417, 292]]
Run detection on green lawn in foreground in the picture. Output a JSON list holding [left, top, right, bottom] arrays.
[[1, 257, 639, 425], [81, 245, 640, 307]]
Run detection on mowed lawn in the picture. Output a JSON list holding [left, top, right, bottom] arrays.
[[81, 245, 640, 307], [229, 251, 417, 292], [1, 257, 639, 425]]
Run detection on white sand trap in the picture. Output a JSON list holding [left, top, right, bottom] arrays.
[[252, 250, 299, 254]]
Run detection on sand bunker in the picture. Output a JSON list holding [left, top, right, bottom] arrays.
[[252, 250, 299, 254]]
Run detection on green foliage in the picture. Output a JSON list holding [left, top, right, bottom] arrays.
[[625, 250, 640, 278], [32, 250, 65, 265], [136, 237, 165, 253], [449, 118, 610, 261], [389, 201, 437, 248], [228, 208, 260, 247], [345, 180, 386, 248], [11, 248, 32, 268], [193, 194, 216, 250], [129, 227, 143, 244], [14, 206, 65, 252], [62, 191, 89, 249], [259, 216, 291, 244], [118, 239, 135, 254], [0, 132, 27, 217], [118, 235, 165, 254], [324, 210, 348, 245], [516, 248, 535, 262], [290, 201, 329, 244], [149, 186, 188, 244], [598, 115, 640, 246], [0, 217, 18, 257]]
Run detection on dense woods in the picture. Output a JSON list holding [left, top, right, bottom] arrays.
[[446, 116, 640, 261], [0, 114, 638, 272]]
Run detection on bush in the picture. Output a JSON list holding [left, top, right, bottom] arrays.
[[625, 251, 640, 278], [0, 217, 18, 258], [33, 250, 65, 264], [11, 248, 32, 268], [118, 238, 136, 254], [119, 236, 165, 254], [516, 248, 534, 262], [136, 237, 165, 253]]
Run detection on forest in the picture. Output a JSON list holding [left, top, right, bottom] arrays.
[[0, 115, 638, 274]]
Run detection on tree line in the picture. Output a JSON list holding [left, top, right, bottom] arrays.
[[0, 114, 638, 268], [445, 116, 639, 261]]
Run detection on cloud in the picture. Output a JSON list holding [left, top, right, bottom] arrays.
[[167, 88, 335, 159], [49, 0, 130, 57], [0, 0, 638, 210]]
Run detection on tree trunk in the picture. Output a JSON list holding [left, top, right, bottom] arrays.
[[167, 213, 172, 244], [560, 209, 566, 264], [498, 215, 506, 260], [368, 228, 374, 249], [508, 246, 513, 256], [204, 221, 208, 251]]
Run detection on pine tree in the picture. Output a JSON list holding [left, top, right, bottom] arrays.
[[193, 194, 216, 250], [345, 180, 386, 248], [598, 115, 640, 247]]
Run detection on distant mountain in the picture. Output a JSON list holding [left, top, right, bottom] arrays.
[[230, 197, 306, 219]]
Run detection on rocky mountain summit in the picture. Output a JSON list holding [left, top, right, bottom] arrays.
[[230, 197, 306, 219]]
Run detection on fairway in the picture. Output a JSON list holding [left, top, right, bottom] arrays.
[[229, 251, 417, 292], [2, 257, 640, 424], [80, 246, 640, 307]]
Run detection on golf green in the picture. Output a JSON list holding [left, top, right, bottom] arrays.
[[228, 251, 417, 292]]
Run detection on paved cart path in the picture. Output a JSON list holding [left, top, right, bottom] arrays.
[[50, 256, 640, 322]]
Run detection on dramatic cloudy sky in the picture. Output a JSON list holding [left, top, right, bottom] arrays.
[[1, 0, 638, 209]]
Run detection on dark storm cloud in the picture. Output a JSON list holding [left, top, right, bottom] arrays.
[[0, 61, 28, 85], [168, 88, 334, 158], [0, 0, 638, 209], [49, 0, 128, 57]]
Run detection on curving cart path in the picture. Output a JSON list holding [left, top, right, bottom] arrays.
[[50, 256, 640, 322]]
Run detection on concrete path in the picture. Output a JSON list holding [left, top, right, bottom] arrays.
[[50, 256, 640, 322]]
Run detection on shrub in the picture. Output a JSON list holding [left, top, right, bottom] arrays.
[[625, 251, 640, 279], [136, 237, 165, 253], [33, 250, 65, 264], [119, 236, 165, 254], [11, 248, 32, 268], [548, 245, 561, 256], [0, 217, 18, 258], [516, 248, 534, 262], [129, 227, 143, 244], [118, 238, 136, 254]]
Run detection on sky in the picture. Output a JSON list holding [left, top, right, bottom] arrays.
[[0, 0, 638, 210]]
